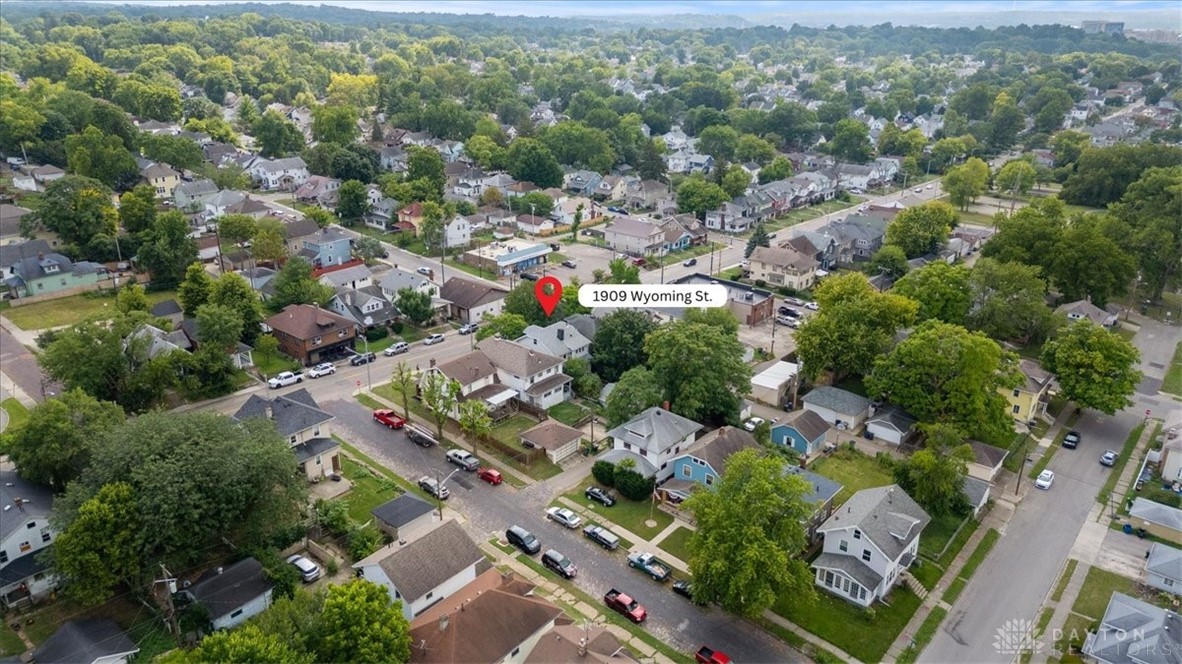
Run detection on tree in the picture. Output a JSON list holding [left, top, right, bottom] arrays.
[[475, 312, 528, 342], [505, 138, 564, 189], [186, 624, 313, 664], [246, 589, 326, 659], [637, 138, 668, 182], [696, 125, 740, 161], [253, 333, 280, 373], [606, 367, 664, 427], [397, 288, 435, 326], [1041, 321, 1140, 415], [138, 133, 204, 171], [538, 121, 615, 173], [254, 110, 305, 158], [353, 236, 385, 263], [311, 104, 359, 145], [735, 134, 777, 165], [195, 303, 244, 352], [465, 135, 508, 171], [458, 400, 493, 445], [50, 482, 143, 606], [828, 118, 873, 163], [685, 307, 740, 336], [479, 187, 504, 208], [745, 223, 770, 258], [66, 125, 137, 187], [676, 177, 730, 219], [1106, 166, 1182, 300], [989, 91, 1024, 150], [564, 357, 603, 399], [683, 449, 814, 617], [1051, 130, 1091, 167], [388, 362, 416, 421], [1060, 143, 1182, 208], [891, 261, 971, 324], [335, 180, 369, 225], [877, 124, 927, 158], [118, 184, 157, 234], [996, 160, 1037, 199], [316, 581, 411, 663], [269, 257, 333, 312], [178, 263, 213, 315], [509, 191, 556, 219], [720, 164, 751, 199], [885, 201, 955, 258], [327, 73, 378, 109], [251, 218, 288, 266], [5, 389, 123, 490], [866, 320, 1022, 445], [1048, 221, 1136, 308], [645, 320, 750, 425], [419, 371, 461, 441], [758, 156, 794, 184], [966, 258, 1055, 344], [571, 203, 584, 241], [30, 175, 118, 248], [40, 316, 174, 412], [209, 272, 264, 345], [867, 244, 909, 280], [137, 211, 198, 286], [214, 215, 256, 250], [942, 157, 990, 210], [116, 282, 149, 315], [894, 437, 972, 517], [592, 309, 657, 383]]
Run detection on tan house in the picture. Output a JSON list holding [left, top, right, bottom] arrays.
[[1001, 359, 1054, 423], [519, 419, 584, 464], [748, 245, 819, 291], [142, 163, 182, 199], [264, 304, 357, 366], [967, 440, 1008, 482], [419, 351, 515, 419], [232, 388, 341, 480]]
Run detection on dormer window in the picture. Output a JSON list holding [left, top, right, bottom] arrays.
[[853, 529, 861, 539]]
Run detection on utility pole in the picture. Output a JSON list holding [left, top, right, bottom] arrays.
[[435, 467, 462, 521], [155, 564, 183, 648], [1014, 433, 1032, 495]]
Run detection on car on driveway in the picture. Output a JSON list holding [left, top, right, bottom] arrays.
[[1100, 450, 1118, 467], [446, 449, 479, 471], [1063, 431, 1081, 449], [546, 506, 582, 529], [1035, 469, 1055, 489], [477, 467, 503, 485], [286, 554, 321, 583], [775, 315, 800, 328], [804, 301, 819, 311], [742, 417, 766, 432], [423, 333, 445, 345], [683, 258, 697, 267], [585, 486, 615, 507], [307, 362, 336, 378]]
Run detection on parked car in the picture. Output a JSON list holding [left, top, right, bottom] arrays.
[[542, 549, 578, 579], [1035, 469, 1055, 489], [423, 333, 445, 345], [914, 187, 923, 193], [418, 476, 450, 499], [458, 323, 478, 335], [372, 409, 406, 429], [307, 363, 336, 378], [742, 417, 766, 432], [631, 257, 646, 267], [777, 306, 800, 318], [506, 525, 541, 554], [546, 506, 582, 529], [383, 341, 410, 356], [561, 260, 577, 268], [519, 272, 540, 281], [583, 524, 621, 550], [550, 243, 562, 252], [477, 467, 503, 485], [804, 301, 819, 311], [405, 423, 437, 447], [683, 258, 697, 267], [350, 352, 376, 366], [604, 588, 646, 624], [1100, 450, 1118, 467], [627, 552, 671, 582], [672, 579, 701, 603], [285, 554, 321, 583], [1063, 431, 1081, 449], [695, 646, 732, 664], [446, 449, 480, 471], [585, 486, 615, 507], [268, 371, 303, 389], [784, 297, 806, 306], [775, 315, 799, 328], [416, 266, 433, 276]]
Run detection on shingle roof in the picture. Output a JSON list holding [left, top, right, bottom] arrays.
[[371, 494, 435, 529], [525, 623, 632, 664], [1018, 358, 1054, 393], [175, 179, 218, 197], [477, 337, 563, 377], [690, 426, 759, 475], [784, 466, 843, 506], [518, 322, 591, 357], [1055, 299, 1115, 326], [319, 263, 373, 288], [150, 299, 182, 317], [434, 350, 498, 386], [969, 440, 1008, 469], [1082, 592, 1182, 664], [378, 267, 430, 294], [188, 557, 273, 620], [607, 406, 702, 455], [0, 239, 51, 269], [812, 551, 883, 591], [31, 619, 139, 664], [780, 408, 831, 442], [264, 304, 354, 340], [0, 466, 53, 542], [599, 448, 659, 477], [1130, 498, 1182, 532], [818, 485, 931, 561], [232, 388, 334, 437], [802, 386, 872, 417], [866, 405, 917, 434], [519, 420, 584, 450], [1145, 542, 1182, 581], [356, 520, 483, 602], [291, 437, 339, 463], [283, 218, 321, 240], [962, 475, 991, 508], [605, 216, 663, 239], [142, 162, 180, 179], [750, 245, 819, 272], [438, 277, 508, 310]]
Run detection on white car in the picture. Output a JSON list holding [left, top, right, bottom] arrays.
[[804, 301, 819, 311], [743, 417, 766, 432], [775, 315, 799, 328], [307, 362, 336, 378], [545, 506, 582, 529], [286, 554, 321, 583], [1035, 470, 1054, 490], [423, 333, 445, 345], [416, 266, 433, 276]]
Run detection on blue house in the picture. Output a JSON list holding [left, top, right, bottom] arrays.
[[771, 409, 832, 457], [300, 227, 352, 268], [661, 426, 760, 502]]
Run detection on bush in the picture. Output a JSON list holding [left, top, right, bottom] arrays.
[[365, 327, 388, 342], [347, 524, 383, 561], [313, 498, 350, 535], [754, 279, 767, 288], [325, 557, 339, 577], [614, 466, 655, 501], [35, 329, 61, 349], [390, 321, 404, 334], [592, 460, 616, 487]]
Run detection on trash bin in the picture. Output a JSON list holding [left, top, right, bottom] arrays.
[[1123, 523, 1134, 534]]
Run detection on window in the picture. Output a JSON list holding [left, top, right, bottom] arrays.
[[312, 336, 322, 345], [425, 591, 433, 600], [839, 540, 848, 552], [315, 455, 322, 466], [230, 609, 243, 619], [511, 648, 521, 657], [1165, 578, 1175, 587], [27, 522, 34, 529], [313, 426, 321, 437], [705, 475, 715, 486], [853, 529, 861, 539], [639, 449, 648, 457], [1013, 404, 1021, 414], [858, 586, 867, 601], [824, 571, 834, 587], [41, 532, 51, 543], [623, 443, 632, 450], [681, 466, 691, 478], [862, 549, 872, 562], [0, 551, 7, 564], [290, 435, 298, 445]]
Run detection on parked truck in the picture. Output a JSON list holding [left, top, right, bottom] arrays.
[[267, 371, 303, 389], [694, 646, 732, 664], [372, 409, 406, 429], [627, 552, 671, 582], [603, 588, 646, 624]]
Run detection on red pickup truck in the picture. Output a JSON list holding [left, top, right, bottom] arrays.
[[604, 588, 646, 624], [372, 409, 406, 429], [695, 646, 731, 664]]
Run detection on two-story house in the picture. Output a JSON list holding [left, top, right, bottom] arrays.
[[785, 466, 844, 547], [0, 240, 51, 282], [419, 351, 514, 419], [328, 286, 396, 331], [353, 520, 486, 622], [4, 252, 107, 299], [564, 170, 603, 197], [748, 246, 819, 291], [173, 179, 219, 212], [813, 485, 930, 606], [477, 338, 571, 410], [264, 304, 357, 366], [442, 215, 471, 249], [250, 157, 310, 191], [142, 163, 182, 198], [783, 232, 839, 271], [628, 179, 672, 210], [293, 175, 341, 208], [826, 213, 890, 266], [301, 227, 353, 268], [183, 557, 274, 631], [1001, 359, 1054, 423], [603, 406, 703, 482], [378, 267, 435, 301], [663, 427, 761, 500], [603, 216, 666, 256], [0, 465, 56, 610], [516, 321, 591, 360], [233, 388, 341, 480], [281, 219, 321, 257], [593, 175, 629, 201], [705, 201, 753, 233]]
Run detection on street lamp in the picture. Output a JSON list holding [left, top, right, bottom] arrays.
[[435, 467, 463, 521]]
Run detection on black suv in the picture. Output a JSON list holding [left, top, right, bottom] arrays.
[[1063, 431, 1081, 449], [542, 549, 577, 579], [585, 486, 615, 507], [350, 352, 376, 366], [519, 272, 540, 281], [506, 525, 541, 555]]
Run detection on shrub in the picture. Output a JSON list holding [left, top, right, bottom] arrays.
[[365, 327, 388, 342], [347, 524, 383, 561], [313, 498, 350, 535], [390, 321, 404, 334], [325, 558, 340, 577], [614, 466, 655, 501], [592, 460, 616, 487], [754, 279, 767, 288]]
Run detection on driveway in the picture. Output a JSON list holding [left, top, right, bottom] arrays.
[[325, 397, 804, 663]]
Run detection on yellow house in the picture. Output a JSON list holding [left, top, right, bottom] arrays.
[[142, 163, 182, 199], [1001, 359, 1055, 423]]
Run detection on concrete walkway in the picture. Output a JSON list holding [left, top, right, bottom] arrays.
[[1030, 560, 1090, 664]]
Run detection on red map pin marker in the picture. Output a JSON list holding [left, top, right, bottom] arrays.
[[535, 276, 563, 316]]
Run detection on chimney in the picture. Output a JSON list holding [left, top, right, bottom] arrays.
[[438, 614, 449, 632], [557, 327, 564, 341], [662, 400, 670, 411], [346, 290, 354, 307], [37, 252, 44, 260]]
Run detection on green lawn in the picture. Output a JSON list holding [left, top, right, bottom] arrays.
[[548, 401, 591, 427], [648, 241, 727, 267], [490, 414, 543, 446], [759, 199, 859, 234], [910, 559, 944, 590], [1052, 559, 1079, 603], [561, 477, 673, 541], [4, 289, 178, 330], [254, 352, 301, 378], [773, 586, 922, 663], [810, 448, 895, 505], [0, 628, 25, 658], [918, 514, 967, 559], [1, 398, 31, 433], [1163, 342, 1182, 398], [334, 438, 419, 495], [1052, 613, 1092, 663], [897, 606, 948, 664], [1096, 422, 1147, 506], [1071, 565, 1136, 620], [958, 529, 1000, 580], [937, 518, 981, 568], [337, 456, 403, 524], [483, 415, 563, 481], [943, 577, 968, 605], [658, 525, 695, 563]]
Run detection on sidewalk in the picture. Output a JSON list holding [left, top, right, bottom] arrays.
[[761, 609, 860, 664], [1030, 561, 1089, 664]]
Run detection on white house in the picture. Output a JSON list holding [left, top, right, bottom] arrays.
[[377, 267, 435, 301], [477, 337, 572, 410], [249, 157, 310, 191], [603, 216, 665, 256], [1142, 542, 1182, 596], [812, 485, 930, 607], [231, 389, 341, 481], [438, 277, 508, 324], [353, 520, 485, 622], [864, 406, 918, 446], [420, 350, 513, 419], [444, 214, 472, 249], [1082, 593, 1182, 664], [802, 386, 873, 431], [0, 464, 57, 610], [516, 321, 591, 360], [603, 406, 703, 482], [185, 557, 274, 630]]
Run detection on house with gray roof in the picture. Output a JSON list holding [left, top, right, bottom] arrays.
[[813, 485, 930, 606], [249, 156, 309, 191], [371, 494, 439, 542], [328, 285, 396, 330], [0, 464, 56, 610], [1129, 498, 1182, 545], [318, 262, 373, 291], [477, 338, 571, 410], [174, 178, 219, 211], [516, 321, 591, 360], [438, 277, 509, 324], [520, 419, 585, 465], [826, 212, 892, 266], [802, 387, 873, 431], [419, 350, 515, 420], [1056, 299, 1118, 328], [3, 252, 107, 299], [0, 239, 51, 281], [378, 267, 434, 301], [1143, 542, 1182, 596], [663, 427, 761, 501], [785, 466, 844, 545], [353, 520, 487, 622], [605, 406, 703, 481], [184, 557, 274, 631], [773, 409, 832, 457], [232, 389, 340, 481], [30, 619, 139, 664], [962, 475, 991, 519], [968, 440, 1009, 483], [0, 203, 32, 243], [1082, 592, 1182, 664], [865, 405, 918, 446]]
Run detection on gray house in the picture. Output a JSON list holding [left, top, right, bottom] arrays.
[[184, 557, 274, 631], [174, 179, 219, 211], [30, 619, 139, 664], [1143, 542, 1182, 595], [801, 387, 873, 431], [1082, 592, 1181, 664]]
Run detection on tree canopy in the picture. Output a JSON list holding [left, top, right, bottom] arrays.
[[1041, 321, 1140, 415]]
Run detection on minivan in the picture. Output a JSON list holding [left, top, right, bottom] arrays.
[[506, 525, 541, 555], [542, 549, 577, 579]]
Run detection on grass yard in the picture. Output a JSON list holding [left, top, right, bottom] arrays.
[[810, 448, 895, 505], [0, 628, 25, 658], [253, 352, 301, 378], [337, 455, 403, 524], [919, 514, 968, 560], [958, 529, 1000, 580], [943, 576, 968, 605], [911, 559, 944, 590], [334, 438, 419, 495], [1163, 342, 1182, 398], [648, 241, 727, 267], [1051, 613, 1093, 663], [658, 525, 695, 563], [760, 199, 859, 234], [490, 414, 543, 446], [548, 401, 591, 427], [773, 586, 922, 663], [4, 289, 178, 330], [561, 477, 672, 541], [483, 415, 563, 481], [356, 393, 387, 411], [897, 606, 948, 664], [937, 518, 981, 568], [1071, 565, 1136, 620], [1053, 560, 1080, 602], [1, 398, 31, 433], [955, 210, 1000, 227], [445, 258, 496, 281], [1096, 422, 1147, 506]]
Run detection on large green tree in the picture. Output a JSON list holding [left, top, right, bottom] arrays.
[[894, 425, 973, 517], [605, 366, 664, 428], [1105, 166, 1182, 301], [966, 258, 1056, 344], [506, 137, 563, 189], [5, 389, 124, 490], [137, 211, 198, 286], [318, 580, 411, 664], [942, 157, 990, 210], [592, 309, 658, 383], [209, 272, 264, 345], [65, 125, 137, 188], [29, 175, 118, 248], [828, 118, 873, 163], [683, 450, 814, 618], [397, 288, 435, 327], [254, 110, 306, 158], [268, 257, 333, 312], [335, 179, 370, 225], [676, 176, 730, 219], [645, 320, 751, 425], [50, 482, 144, 606], [419, 371, 461, 441], [311, 104, 359, 145], [178, 262, 214, 314], [1048, 220, 1136, 308], [184, 624, 313, 664], [475, 312, 528, 342], [1041, 321, 1140, 415], [118, 184, 158, 234], [885, 201, 956, 258], [891, 261, 971, 324]]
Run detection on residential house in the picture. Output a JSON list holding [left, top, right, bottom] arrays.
[[516, 321, 591, 360], [301, 227, 353, 268], [421, 351, 513, 419], [659, 219, 692, 253], [786, 466, 845, 546], [0, 204, 33, 244], [812, 485, 931, 607], [516, 214, 554, 236], [603, 216, 666, 256], [783, 231, 839, 271], [1082, 592, 1182, 664], [263, 304, 357, 366], [1128, 498, 1182, 545], [526, 621, 636, 664], [603, 406, 703, 481], [438, 277, 509, 324], [962, 475, 992, 519], [319, 262, 373, 291], [688, 153, 714, 174], [203, 189, 247, 219], [232, 388, 341, 480], [662, 127, 690, 151], [397, 202, 425, 235], [30, 619, 139, 664], [223, 196, 272, 220], [772, 409, 832, 457], [460, 239, 551, 278], [664, 427, 761, 501], [669, 273, 775, 326], [0, 239, 51, 281], [1142, 543, 1182, 596], [365, 195, 402, 231], [30, 164, 66, 187], [704, 201, 751, 233], [149, 298, 184, 327], [827, 212, 891, 265], [240, 266, 276, 291], [379, 146, 409, 173], [519, 419, 584, 464], [1003, 359, 1055, 423], [1162, 438, 1182, 485], [249, 157, 309, 191], [802, 387, 873, 431], [407, 568, 565, 664], [873, 156, 902, 182], [353, 520, 487, 621], [142, 163, 181, 198], [184, 557, 274, 630], [4, 252, 107, 299], [594, 175, 629, 201], [564, 170, 603, 197], [126, 323, 190, 361], [171, 318, 254, 369], [627, 179, 672, 210], [173, 179, 219, 211], [329, 285, 397, 330], [293, 175, 341, 208], [834, 163, 886, 192], [371, 493, 439, 542], [967, 441, 1008, 483], [0, 464, 56, 610], [477, 337, 571, 410], [748, 246, 819, 291], [1056, 299, 1118, 328], [751, 360, 800, 408], [378, 267, 435, 300], [864, 406, 917, 446], [281, 218, 321, 256]]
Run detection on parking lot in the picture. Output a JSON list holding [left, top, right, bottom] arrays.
[[543, 239, 618, 284]]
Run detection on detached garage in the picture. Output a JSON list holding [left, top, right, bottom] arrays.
[[864, 406, 917, 445], [801, 387, 872, 431], [751, 361, 800, 408], [520, 419, 584, 465]]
